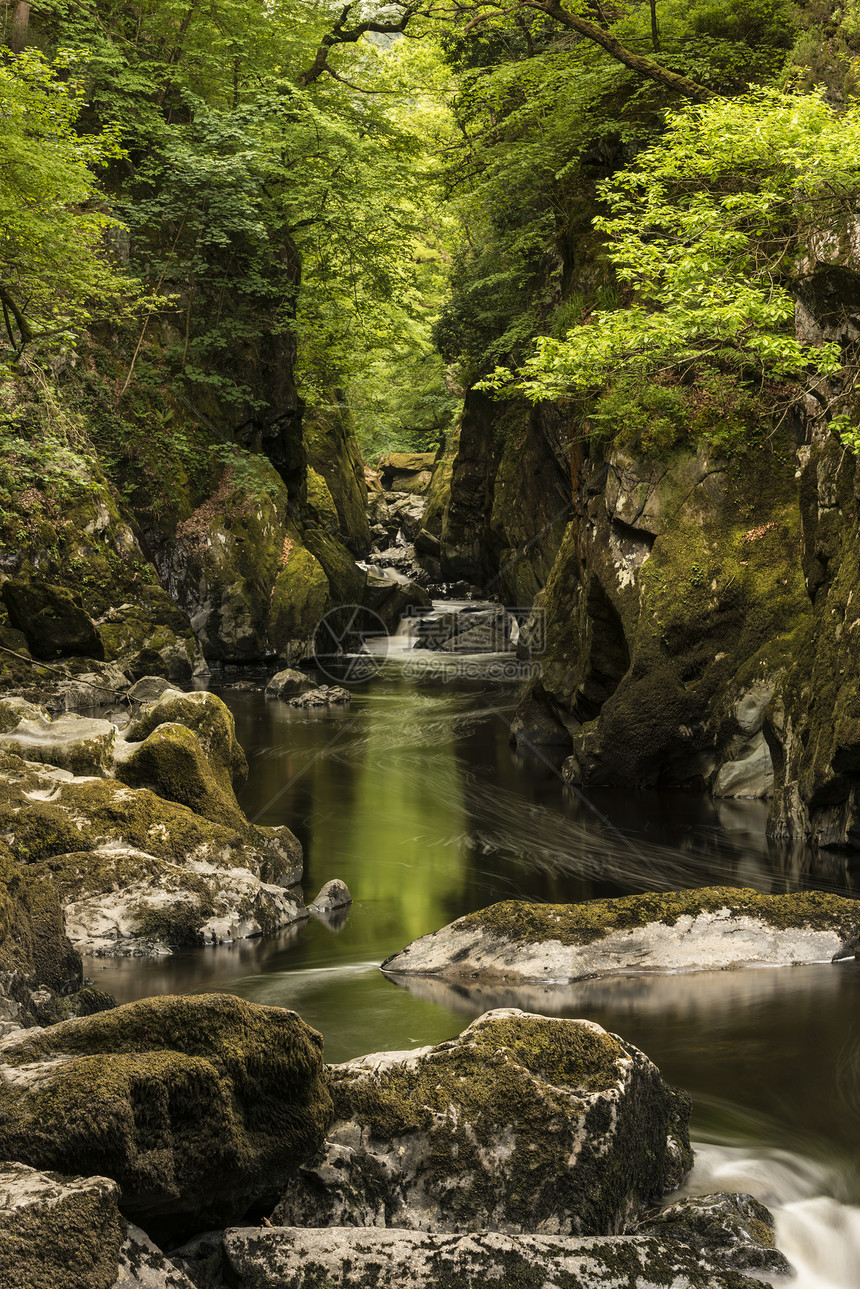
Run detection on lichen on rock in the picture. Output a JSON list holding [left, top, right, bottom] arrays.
[[273, 1008, 692, 1237], [382, 887, 858, 983]]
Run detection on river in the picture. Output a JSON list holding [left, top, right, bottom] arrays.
[[85, 647, 860, 1287]]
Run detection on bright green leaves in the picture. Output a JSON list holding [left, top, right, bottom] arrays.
[[483, 88, 858, 403], [0, 48, 136, 369]]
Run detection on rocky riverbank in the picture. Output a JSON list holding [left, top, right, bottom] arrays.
[[2, 1004, 791, 1289]]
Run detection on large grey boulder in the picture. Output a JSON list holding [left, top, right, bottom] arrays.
[[222, 1226, 765, 1289], [272, 1009, 692, 1236], [382, 888, 859, 984], [0, 1161, 124, 1289]]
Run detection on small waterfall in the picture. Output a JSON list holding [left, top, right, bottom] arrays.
[[685, 1142, 860, 1288]]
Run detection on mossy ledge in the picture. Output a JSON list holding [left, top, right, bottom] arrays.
[[462, 888, 859, 947], [381, 887, 859, 984]]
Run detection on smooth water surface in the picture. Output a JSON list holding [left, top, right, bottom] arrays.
[[87, 656, 860, 1285]]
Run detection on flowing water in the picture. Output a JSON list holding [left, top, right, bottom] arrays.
[[86, 638, 860, 1286]]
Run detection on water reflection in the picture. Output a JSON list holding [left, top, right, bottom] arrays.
[[86, 664, 860, 1216]]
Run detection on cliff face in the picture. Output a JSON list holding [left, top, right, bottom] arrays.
[[439, 391, 572, 603]]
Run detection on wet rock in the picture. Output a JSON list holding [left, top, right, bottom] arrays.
[[116, 723, 245, 829], [378, 452, 436, 494], [265, 668, 315, 699], [382, 888, 858, 984], [123, 690, 248, 792], [222, 1226, 765, 1289], [272, 1009, 692, 1235], [0, 1161, 124, 1289], [112, 1225, 198, 1289], [127, 676, 175, 705], [2, 579, 104, 661], [636, 1191, 793, 1276], [509, 687, 571, 749], [308, 879, 352, 915], [287, 686, 350, 708], [0, 994, 333, 1239]]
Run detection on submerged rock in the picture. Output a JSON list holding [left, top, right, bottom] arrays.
[[636, 1191, 792, 1276], [0, 1161, 124, 1289], [0, 994, 333, 1237], [273, 1009, 692, 1235], [382, 888, 858, 984], [222, 1226, 764, 1289]]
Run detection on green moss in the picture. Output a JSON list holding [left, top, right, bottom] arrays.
[[0, 1165, 124, 1289], [116, 724, 246, 829], [0, 994, 333, 1232], [464, 887, 859, 947], [327, 1012, 690, 1235], [303, 405, 371, 554], [269, 540, 329, 658]]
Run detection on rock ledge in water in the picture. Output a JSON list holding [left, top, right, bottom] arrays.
[[222, 1226, 766, 1289], [382, 887, 858, 983]]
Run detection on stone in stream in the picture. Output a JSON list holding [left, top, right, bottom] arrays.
[[272, 1009, 693, 1235], [287, 685, 350, 708], [308, 878, 352, 915], [0, 994, 333, 1239], [381, 887, 860, 984], [635, 1191, 793, 1276], [221, 1226, 767, 1289], [264, 667, 316, 698]]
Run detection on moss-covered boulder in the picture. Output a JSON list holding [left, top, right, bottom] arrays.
[[115, 723, 246, 829], [269, 538, 329, 663], [0, 753, 303, 955], [0, 994, 333, 1237], [1, 580, 104, 661], [0, 1162, 124, 1289], [222, 1226, 766, 1289], [273, 1008, 692, 1236], [382, 888, 859, 984], [124, 688, 249, 792]]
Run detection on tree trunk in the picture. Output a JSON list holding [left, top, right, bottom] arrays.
[[9, 2, 30, 54]]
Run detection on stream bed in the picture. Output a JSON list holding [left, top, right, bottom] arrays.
[[86, 653, 860, 1287]]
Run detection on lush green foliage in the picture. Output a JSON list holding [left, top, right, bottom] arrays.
[[0, 48, 135, 368], [483, 89, 860, 404]]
